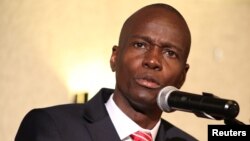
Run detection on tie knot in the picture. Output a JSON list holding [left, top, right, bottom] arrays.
[[130, 131, 152, 141]]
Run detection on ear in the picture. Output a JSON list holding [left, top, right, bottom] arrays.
[[176, 64, 189, 89], [110, 45, 118, 72]]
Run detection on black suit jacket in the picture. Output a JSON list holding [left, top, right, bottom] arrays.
[[15, 88, 198, 141]]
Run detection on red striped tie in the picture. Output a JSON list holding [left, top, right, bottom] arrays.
[[130, 131, 152, 141]]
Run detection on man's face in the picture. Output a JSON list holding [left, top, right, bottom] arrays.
[[111, 10, 190, 110]]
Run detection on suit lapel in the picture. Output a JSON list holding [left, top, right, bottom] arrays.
[[155, 119, 197, 141], [155, 120, 169, 141], [82, 88, 120, 141], [85, 116, 120, 141]]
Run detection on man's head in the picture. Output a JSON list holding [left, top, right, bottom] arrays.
[[110, 3, 191, 114]]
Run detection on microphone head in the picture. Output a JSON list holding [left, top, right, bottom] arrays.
[[157, 86, 178, 112]]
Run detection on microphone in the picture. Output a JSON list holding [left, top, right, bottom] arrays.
[[157, 86, 240, 120]]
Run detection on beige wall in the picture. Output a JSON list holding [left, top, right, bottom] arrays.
[[0, 0, 249, 141]]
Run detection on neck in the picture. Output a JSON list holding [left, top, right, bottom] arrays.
[[113, 91, 162, 129]]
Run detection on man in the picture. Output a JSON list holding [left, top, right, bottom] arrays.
[[15, 3, 197, 141]]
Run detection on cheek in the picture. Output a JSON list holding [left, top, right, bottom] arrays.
[[116, 55, 135, 78], [116, 52, 143, 86], [119, 50, 142, 72], [161, 64, 184, 85]]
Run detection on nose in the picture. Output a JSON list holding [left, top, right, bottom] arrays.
[[142, 47, 162, 71]]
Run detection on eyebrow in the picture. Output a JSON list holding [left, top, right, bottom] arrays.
[[130, 34, 184, 53]]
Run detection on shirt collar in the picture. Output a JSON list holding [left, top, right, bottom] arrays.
[[105, 94, 161, 141]]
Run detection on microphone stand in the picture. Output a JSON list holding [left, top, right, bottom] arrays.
[[224, 118, 246, 125], [192, 111, 246, 125]]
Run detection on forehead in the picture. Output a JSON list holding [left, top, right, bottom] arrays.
[[129, 15, 182, 39], [124, 9, 190, 48], [128, 6, 184, 27]]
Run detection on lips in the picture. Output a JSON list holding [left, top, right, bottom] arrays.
[[135, 75, 161, 89]]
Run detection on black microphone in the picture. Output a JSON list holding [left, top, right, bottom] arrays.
[[157, 86, 240, 120]]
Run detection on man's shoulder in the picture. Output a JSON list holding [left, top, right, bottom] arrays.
[[26, 88, 115, 120], [42, 103, 84, 111], [33, 88, 114, 113], [24, 103, 84, 121]]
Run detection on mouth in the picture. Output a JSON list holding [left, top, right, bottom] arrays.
[[135, 75, 161, 89]]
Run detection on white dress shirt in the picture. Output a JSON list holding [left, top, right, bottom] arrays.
[[105, 94, 161, 141]]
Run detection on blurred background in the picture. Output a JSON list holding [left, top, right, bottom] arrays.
[[0, 0, 250, 141]]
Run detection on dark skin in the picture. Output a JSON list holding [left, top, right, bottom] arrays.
[[110, 4, 191, 130]]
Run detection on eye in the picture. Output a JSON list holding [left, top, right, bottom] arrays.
[[164, 49, 177, 58], [133, 42, 146, 49]]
